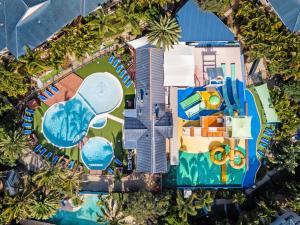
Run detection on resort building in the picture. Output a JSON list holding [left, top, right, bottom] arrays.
[[125, 0, 280, 189], [123, 46, 173, 173], [0, 0, 109, 58]]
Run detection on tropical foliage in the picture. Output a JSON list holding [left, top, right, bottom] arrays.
[[0, 166, 80, 224], [198, 0, 232, 16], [147, 15, 181, 51], [234, 0, 300, 80], [97, 196, 128, 225], [0, 128, 29, 166]]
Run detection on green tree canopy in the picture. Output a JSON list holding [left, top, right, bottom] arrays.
[[147, 15, 181, 51]]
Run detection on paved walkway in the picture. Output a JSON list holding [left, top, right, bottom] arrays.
[[80, 172, 160, 192], [107, 114, 124, 124], [43, 73, 83, 107]]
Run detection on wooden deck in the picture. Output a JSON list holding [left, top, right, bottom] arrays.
[[42, 73, 83, 107]]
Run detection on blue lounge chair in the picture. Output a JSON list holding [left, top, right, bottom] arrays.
[[68, 160, 75, 170], [261, 138, 270, 144], [123, 75, 129, 83], [34, 144, 42, 153], [39, 148, 47, 156], [45, 152, 52, 159], [259, 142, 268, 148], [113, 59, 120, 68], [126, 80, 132, 88], [24, 116, 33, 122], [114, 158, 123, 166], [50, 85, 59, 93], [22, 123, 32, 128], [119, 70, 126, 78], [51, 155, 59, 165], [264, 132, 273, 138], [25, 108, 34, 115], [45, 89, 53, 97], [258, 150, 265, 157], [265, 128, 274, 134], [108, 55, 115, 64], [23, 130, 32, 135], [108, 168, 114, 175], [116, 65, 123, 73], [38, 95, 47, 102]]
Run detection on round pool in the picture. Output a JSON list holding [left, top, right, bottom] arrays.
[[81, 137, 114, 170], [42, 72, 123, 148]]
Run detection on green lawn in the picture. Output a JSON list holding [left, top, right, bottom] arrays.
[[40, 69, 61, 83], [248, 87, 267, 151], [76, 56, 135, 118], [33, 56, 135, 171]]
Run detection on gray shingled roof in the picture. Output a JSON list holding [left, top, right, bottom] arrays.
[[124, 47, 173, 173], [0, 0, 108, 58]]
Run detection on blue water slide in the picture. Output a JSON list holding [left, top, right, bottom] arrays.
[[222, 78, 234, 116]]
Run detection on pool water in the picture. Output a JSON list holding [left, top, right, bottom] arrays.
[[91, 117, 107, 129], [50, 195, 104, 225], [43, 72, 123, 148], [81, 137, 114, 170]]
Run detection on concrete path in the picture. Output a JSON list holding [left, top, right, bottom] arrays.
[[80, 173, 160, 192], [107, 114, 124, 124]]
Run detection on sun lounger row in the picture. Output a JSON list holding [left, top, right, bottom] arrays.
[[33, 144, 83, 171], [38, 85, 59, 102], [23, 112, 34, 135], [109, 55, 133, 89]]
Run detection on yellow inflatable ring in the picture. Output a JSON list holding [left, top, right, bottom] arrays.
[[210, 147, 227, 165]]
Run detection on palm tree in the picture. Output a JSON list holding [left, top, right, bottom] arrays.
[[29, 192, 60, 220], [0, 65, 29, 98], [0, 128, 29, 166], [60, 171, 80, 198], [147, 15, 181, 51], [88, 9, 116, 38], [0, 191, 34, 224], [115, 0, 144, 36], [232, 192, 246, 205], [17, 46, 49, 75], [97, 196, 128, 225], [32, 165, 67, 193], [176, 190, 200, 222]]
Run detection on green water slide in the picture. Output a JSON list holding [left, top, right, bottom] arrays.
[[180, 93, 201, 110]]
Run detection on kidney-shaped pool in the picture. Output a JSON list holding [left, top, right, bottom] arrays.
[[42, 72, 123, 148]]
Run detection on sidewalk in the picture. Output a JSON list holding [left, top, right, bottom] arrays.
[[80, 172, 160, 192]]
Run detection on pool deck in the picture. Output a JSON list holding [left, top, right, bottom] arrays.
[[43, 73, 83, 107]]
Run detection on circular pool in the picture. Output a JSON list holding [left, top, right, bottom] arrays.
[[81, 137, 114, 170]]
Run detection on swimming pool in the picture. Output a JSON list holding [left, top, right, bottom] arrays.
[[81, 137, 114, 170], [91, 117, 107, 129], [42, 73, 123, 148], [50, 195, 104, 225]]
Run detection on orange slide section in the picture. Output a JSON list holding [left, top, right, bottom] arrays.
[[210, 142, 246, 183]]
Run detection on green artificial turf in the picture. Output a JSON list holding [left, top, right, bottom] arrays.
[[76, 56, 135, 119], [40, 69, 61, 83], [248, 87, 267, 151], [33, 56, 134, 170]]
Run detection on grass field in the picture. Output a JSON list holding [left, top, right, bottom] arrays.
[[33, 56, 135, 171], [248, 87, 267, 151]]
